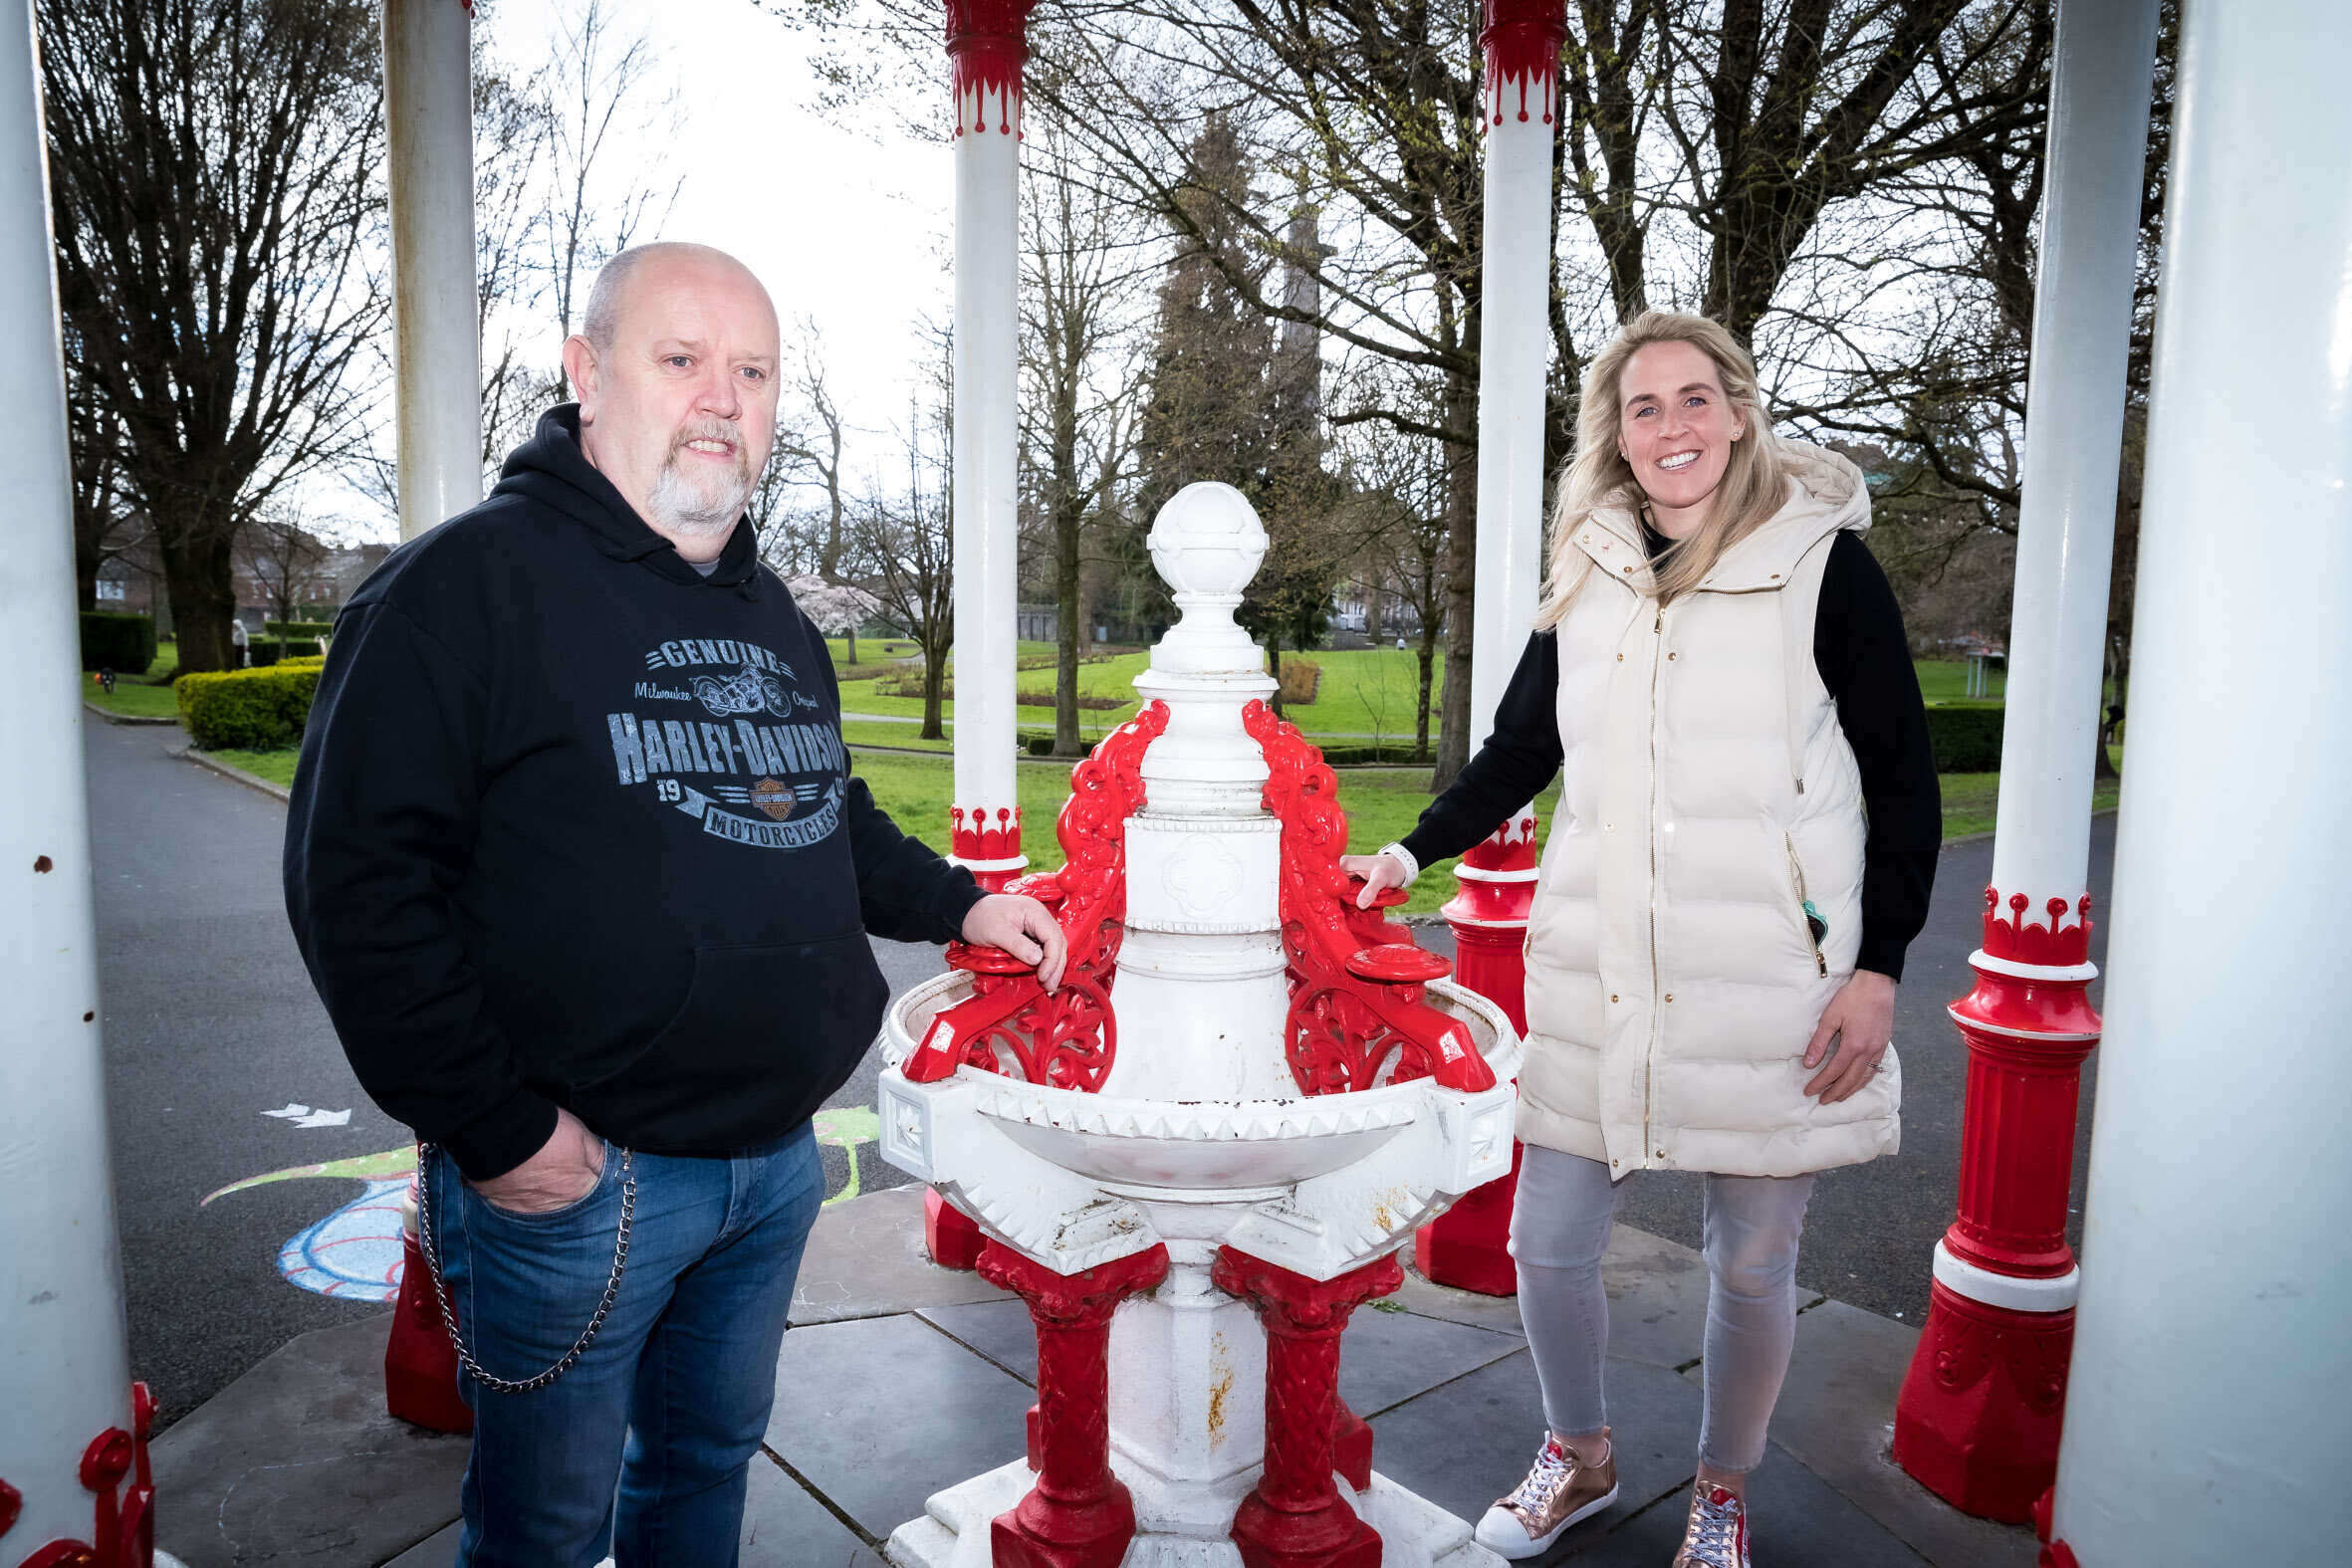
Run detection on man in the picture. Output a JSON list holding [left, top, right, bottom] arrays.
[[285, 242, 1063, 1566]]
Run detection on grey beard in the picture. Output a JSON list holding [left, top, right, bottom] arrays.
[[646, 458, 751, 537]]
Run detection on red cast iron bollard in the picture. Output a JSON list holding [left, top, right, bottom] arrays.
[[1893, 892, 2099, 1520], [980, 1239, 1170, 1568], [1417, 814, 1536, 1295]]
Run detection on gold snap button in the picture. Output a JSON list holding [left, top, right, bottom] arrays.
[[1621, 564, 1633, 573], [1667, 652, 1678, 660], [1609, 994, 1619, 1004], [1664, 993, 1675, 1003]]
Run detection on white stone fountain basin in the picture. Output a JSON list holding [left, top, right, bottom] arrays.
[[882, 968, 1519, 1194]]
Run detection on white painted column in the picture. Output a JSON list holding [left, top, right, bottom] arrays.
[[0, 0, 139, 1548], [1892, 0, 2159, 1519], [944, 0, 1029, 883], [1985, 0, 2156, 915], [2047, 3, 2352, 1562], [1464, 0, 1561, 757], [382, 0, 481, 542]]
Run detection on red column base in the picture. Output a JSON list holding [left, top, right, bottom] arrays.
[[1892, 1280, 2072, 1522], [1413, 1140, 1522, 1296], [991, 1484, 1138, 1568], [384, 1176, 472, 1435], [928, 1188, 987, 1271], [1230, 1488, 1382, 1568]]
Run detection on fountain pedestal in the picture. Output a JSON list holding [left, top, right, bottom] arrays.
[[880, 484, 1516, 1568]]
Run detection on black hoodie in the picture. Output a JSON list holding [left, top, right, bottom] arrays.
[[284, 407, 982, 1180]]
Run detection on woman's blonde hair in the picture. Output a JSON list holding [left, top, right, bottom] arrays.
[[1533, 311, 1791, 628]]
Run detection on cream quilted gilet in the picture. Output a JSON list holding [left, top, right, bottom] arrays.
[[1518, 445, 1901, 1178]]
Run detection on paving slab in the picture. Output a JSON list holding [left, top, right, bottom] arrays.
[[743, 1450, 886, 1567], [1366, 1351, 1704, 1542], [917, 1296, 1040, 1383], [1341, 1304, 1526, 1418], [766, 1312, 1031, 1542], [1574, 1443, 1929, 1565], [376, 1454, 885, 1568], [792, 1187, 1013, 1326], [1758, 1299, 2037, 1568], [149, 1313, 466, 1568]]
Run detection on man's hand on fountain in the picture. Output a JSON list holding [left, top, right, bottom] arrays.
[[961, 894, 1069, 993], [1339, 851, 1411, 909]]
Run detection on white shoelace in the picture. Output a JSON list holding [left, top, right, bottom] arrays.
[[1682, 1488, 1746, 1568], [1507, 1439, 1574, 1512]]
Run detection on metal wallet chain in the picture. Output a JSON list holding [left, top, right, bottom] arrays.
[[414, 1141, 636, 1395]]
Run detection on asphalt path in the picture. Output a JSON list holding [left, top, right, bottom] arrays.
[[86, 716, 2103, 1433]]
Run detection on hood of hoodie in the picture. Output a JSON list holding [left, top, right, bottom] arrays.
[[495, 403, 763, 597]]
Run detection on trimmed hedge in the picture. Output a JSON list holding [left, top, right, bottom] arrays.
[[264, 618, 335, 639], [1925, 706, 2003, 773], [177, 664, 322, 751], [246, 636, 325, 667], [80, 611, 156, 674]]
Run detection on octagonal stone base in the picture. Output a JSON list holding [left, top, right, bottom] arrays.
[[884, 1456, 1504, 1568]]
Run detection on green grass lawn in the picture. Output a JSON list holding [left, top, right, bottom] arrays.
[[207, 748, 300, 788], [1914, 656, 2005, 706], [78, 638, 182, 719]]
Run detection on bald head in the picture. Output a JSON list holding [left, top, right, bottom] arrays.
[[562, 243, 782, 562]]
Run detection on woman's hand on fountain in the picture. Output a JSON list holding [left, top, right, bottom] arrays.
[[1339, 851, 1410, 909], [961, 894, 1069, 993]]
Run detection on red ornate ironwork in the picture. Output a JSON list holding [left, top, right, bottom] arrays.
[[1213, 1248, 1403, 1568], [2030, 1489, 2081, 1568], [903, 703, 1170, 1090], [1243, 699, 1496, 1097], [950, 803, 1024, 868], [1982, 887, 2094, 967], [1893, 1282, 2075, 1524], [1480, 0, 1568, 126], [944, 0, 1035, 137], [2, 1385, 156, 1568], [982, 1241, 1171, 1568]]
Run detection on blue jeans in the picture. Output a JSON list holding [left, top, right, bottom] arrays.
[[424, 1124, 824, 1567]]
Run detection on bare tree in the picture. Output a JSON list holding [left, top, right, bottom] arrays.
[[42, 0, 385, 674], [542, 0, 681, 399], [855, 327, 957, 740], [1023, 125, 1150, 756], [235, 511, 338, 625]]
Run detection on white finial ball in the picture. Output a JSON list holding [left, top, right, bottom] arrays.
[[1147, 482, 1268, 596]]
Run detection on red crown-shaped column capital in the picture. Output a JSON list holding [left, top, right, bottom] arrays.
[[944, 0, 1037, 136], [1480, 0, 1568, 126]]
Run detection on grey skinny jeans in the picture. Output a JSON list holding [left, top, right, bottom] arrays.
[[1508, 1143, 1815, 1474]]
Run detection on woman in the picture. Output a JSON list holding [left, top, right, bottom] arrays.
[[1342, 312, 1939, 1568]]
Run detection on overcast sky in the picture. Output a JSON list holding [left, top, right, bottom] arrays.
[[459, 0, 953, 513]]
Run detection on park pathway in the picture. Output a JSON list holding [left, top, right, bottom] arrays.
[[83, 712, 2110, 1435]]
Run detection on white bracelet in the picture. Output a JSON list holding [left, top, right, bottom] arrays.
[[1376, 841, 1420, 886]]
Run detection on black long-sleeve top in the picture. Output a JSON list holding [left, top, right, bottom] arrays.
[[1400, 531, 1940, 981]]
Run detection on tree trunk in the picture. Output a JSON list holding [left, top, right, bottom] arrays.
[[1363, 579, 1383, 645], [1414, 632, 1436, 765], [159, 529, 239, 677], [1054, 498, 1083, 759], [1431, 373, 1480, 790], [844, 623, 858, 669], [920, 643, 947, 742], [1266, 636, 1285, 718]]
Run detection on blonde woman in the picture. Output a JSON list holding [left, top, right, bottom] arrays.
[[1343, 312, 1939, 1567]]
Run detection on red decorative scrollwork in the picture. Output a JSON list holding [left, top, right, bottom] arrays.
[[1, 1385, 156, 1568], [1981, 887, 2094, 967], [1480, 0, 1568, 127], [944, 0, 1035, 137], [903, 703, 1171, 1090], [1244, 700, 1497, 1097]]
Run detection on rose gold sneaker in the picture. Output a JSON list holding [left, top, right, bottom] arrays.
[[1671, 1483, 1752, 1568], [1473, 1428, 1619, 1560]]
